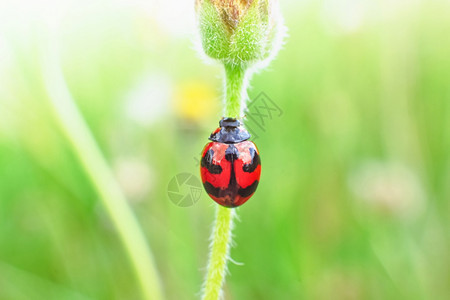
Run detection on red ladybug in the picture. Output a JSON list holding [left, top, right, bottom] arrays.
[[200, 118, 261, 207]]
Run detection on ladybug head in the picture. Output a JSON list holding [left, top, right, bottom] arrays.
[[209, 118, 251, 144]]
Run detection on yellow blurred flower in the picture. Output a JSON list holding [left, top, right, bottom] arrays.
[[173, 80, 219, 122]]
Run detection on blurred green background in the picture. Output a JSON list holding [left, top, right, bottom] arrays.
[[0, 0, 449, 299]]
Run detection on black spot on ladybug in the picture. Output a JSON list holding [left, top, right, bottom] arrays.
[[201, 149, 223, 174], [224, 145, 238, 162], [243, 148, 260, 173], [238, 180, 259, 197], [203, 181, 221, 198], [224, 145, 240, 193]]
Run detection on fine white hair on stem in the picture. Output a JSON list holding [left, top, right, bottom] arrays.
[[194, 0, 288, 119], [196, 1, 287, 299], [201, 207, 236, 300]]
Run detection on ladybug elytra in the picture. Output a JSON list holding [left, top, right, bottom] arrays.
[[200, 118, 261, 207]]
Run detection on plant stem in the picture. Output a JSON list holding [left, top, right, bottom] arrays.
[[41, 45, 163, 300], [202, 206, 235, 300], [224, 63, 248, 118], [202, 63, 248, 300]]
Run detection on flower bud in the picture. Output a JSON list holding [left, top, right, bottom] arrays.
[[196, 0, 285, 67]]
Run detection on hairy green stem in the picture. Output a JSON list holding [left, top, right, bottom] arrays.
[[202, 63, 249, 300], [202, 206, 235, 300], [224, 63, 248, 118], [41, 44, 163, 300]]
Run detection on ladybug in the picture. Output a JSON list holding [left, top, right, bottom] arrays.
[[200, 118, 261, 207]]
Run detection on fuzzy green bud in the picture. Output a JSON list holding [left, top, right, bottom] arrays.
[[196, 0, 285, 67]]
